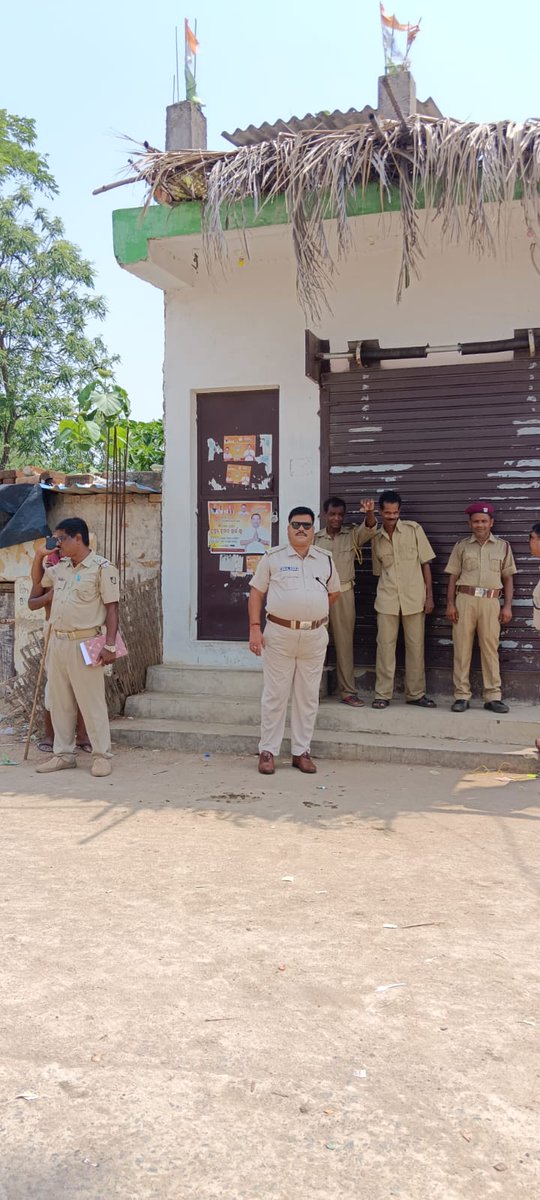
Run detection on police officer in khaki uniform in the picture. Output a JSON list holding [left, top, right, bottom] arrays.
[[371, 490, 436, 709], [314, 495, 377, 707], [248, 506, 341, 775], [31, 517, 120, 777], [445, 502, 516, 713]]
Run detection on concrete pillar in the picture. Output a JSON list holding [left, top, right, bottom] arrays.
[[377, 71, 417, 120], [166, 101, 207, 151]]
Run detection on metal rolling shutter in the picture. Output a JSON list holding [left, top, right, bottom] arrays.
[[321, 358, 540, 700]]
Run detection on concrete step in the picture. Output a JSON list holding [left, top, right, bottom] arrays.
[[146, 664, 263, 698], [125, 692, 260, 722], [125, 691, 540, 747], [110, 717, 539, 771]]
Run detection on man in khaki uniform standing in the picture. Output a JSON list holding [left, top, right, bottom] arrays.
[[314, 495, 377, 707], [371, 490, 436, 709], [30, 517, 120, 777], [445, 502, 516, 713], [248, 506, 341, 775]]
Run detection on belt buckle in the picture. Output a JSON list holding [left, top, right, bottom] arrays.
[[299, 620, 311, 631], [474, 587, 484, 597]]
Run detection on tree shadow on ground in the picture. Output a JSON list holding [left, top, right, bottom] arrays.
[[1, 744, 538, 839]]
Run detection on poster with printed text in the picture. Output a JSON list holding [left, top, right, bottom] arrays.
[[225, 463, 252, 486], [207, 501, 272, 554], [223, 435, 256, 463]]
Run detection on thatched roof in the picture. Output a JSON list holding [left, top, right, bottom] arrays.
[[105, 116, 540, 320]]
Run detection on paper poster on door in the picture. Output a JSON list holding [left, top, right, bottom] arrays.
[[223, 435, 256, 462], [208, 501, 272, 553], [225, 463, 252, 486], [256, 434, 272, 476], [245, 555, 261, 575], [218, 554, 244, 574]]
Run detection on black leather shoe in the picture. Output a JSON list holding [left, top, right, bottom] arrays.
[[484, 701, 509, 714], [451, 700, 469, 713]]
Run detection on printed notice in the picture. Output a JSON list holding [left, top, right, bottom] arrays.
[[208, 500, 272, 553], [223, 435, 256, 463], [226, 463, 252, 486]]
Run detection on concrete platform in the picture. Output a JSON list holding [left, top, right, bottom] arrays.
[[113, 713, 540, 771], [114, 666, 540, 771]]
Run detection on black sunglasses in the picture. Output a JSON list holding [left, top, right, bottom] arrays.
[[290, 520, 313, 531]]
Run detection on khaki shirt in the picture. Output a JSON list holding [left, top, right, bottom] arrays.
[[444, 534, 517, 588], [250, 542, 341, 622], [371, 520, 435, 616], [43, 551, 119, 632], [314, 522, 377, 588]]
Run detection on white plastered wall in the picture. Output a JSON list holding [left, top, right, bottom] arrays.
[[159, 204, 540, 666]]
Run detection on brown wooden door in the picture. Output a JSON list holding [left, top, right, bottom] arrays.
[[197, 391, 279, 640], [321, 359, 540, 700]]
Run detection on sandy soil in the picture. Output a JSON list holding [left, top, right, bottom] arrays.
[[0, 740, 538, 1199]]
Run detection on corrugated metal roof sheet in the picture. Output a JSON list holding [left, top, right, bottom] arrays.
[[40, 480, 161, 495], [222, 97, 442, 146]]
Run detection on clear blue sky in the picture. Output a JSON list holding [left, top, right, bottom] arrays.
[[3, 0, 539, 420]]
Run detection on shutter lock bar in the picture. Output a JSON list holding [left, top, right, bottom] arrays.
[[316, 329, 539, 368]]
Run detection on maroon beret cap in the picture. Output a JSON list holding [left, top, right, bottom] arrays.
[[465, 502, 494, 516]]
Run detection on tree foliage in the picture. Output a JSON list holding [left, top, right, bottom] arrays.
[[0, 109, 116, 468], [54, 379, 164, 474]]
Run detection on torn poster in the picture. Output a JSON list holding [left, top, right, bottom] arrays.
[[255, 433, 272, 476], [219, 554, 244, 573], [207, 437, 223, 462]]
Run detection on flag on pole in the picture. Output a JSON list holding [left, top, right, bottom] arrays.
[[184, 18, 202, 103], [380, 3, 420, 71], [185, 18, 199, 59]]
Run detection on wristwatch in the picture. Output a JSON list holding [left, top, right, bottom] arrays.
[[104, 644, 117, 653]]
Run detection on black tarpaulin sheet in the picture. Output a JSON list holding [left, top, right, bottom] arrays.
[[0, 484, 50, 549]]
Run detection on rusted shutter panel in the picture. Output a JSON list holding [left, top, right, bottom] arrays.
[[321, 359, 540, 700]]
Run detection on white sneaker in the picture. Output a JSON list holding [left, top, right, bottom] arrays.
[[91, 758, 112, 778], [36, 755, 77, 774]]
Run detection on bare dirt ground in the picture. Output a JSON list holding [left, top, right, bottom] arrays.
[[0, 739, 539, 1200]]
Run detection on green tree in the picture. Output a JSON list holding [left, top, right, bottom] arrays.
[[54, 379, 164, 474], [0, 109, 116, 468]]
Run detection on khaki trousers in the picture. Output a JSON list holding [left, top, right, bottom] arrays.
[[452, 592, 502, 701], [375, 611, 426, 701], [329, 588, 356, 698], [47, 637, 111, 761], [260, 622, 328, 757]]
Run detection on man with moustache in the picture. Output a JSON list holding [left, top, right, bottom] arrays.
[[315, 495, 377, 707], [445, 502, 516, 713], [248, 506, 341, 775], [371, 490, 436, 709]]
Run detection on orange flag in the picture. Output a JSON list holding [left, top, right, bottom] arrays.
[[185, 18, 199, 59]]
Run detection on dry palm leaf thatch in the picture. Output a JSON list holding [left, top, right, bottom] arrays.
[[115, 117, 540, 320]]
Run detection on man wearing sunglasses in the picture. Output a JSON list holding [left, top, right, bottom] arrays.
[[248, 506, 341, 775]]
